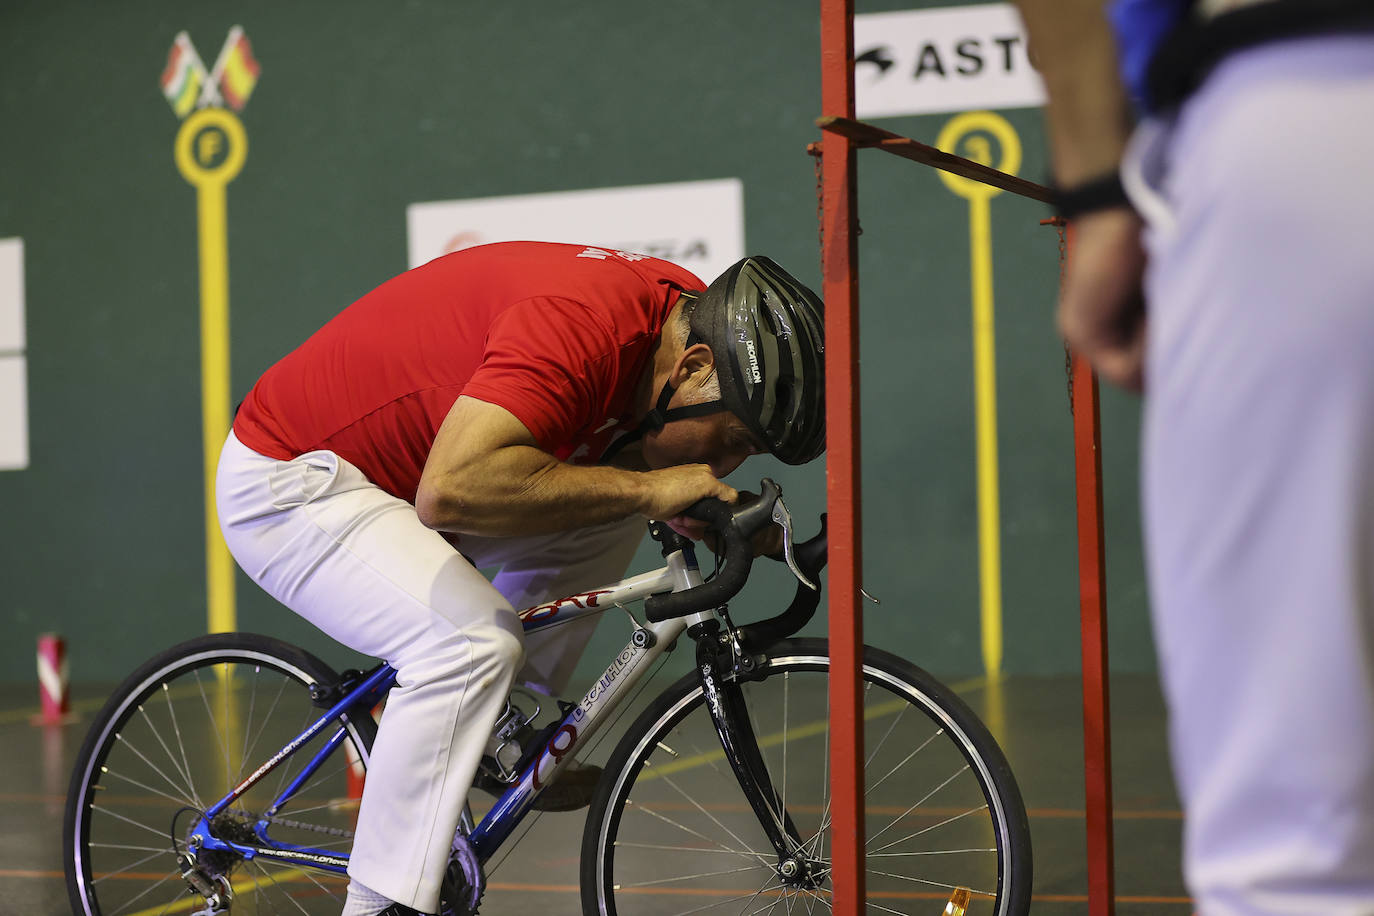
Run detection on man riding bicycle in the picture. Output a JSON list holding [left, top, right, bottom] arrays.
[[214, 241, 826, 916]]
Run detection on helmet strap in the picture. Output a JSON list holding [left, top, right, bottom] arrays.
[[599, 377, 727, 464]]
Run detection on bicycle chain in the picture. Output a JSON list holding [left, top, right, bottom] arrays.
[[222, 808, 355, 839]]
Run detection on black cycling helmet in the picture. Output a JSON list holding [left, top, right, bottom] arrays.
[[687, 256, 826, 465], [600, 257, 826, 467]]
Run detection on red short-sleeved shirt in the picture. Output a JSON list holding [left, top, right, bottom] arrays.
[[233, 241, 705, 502]]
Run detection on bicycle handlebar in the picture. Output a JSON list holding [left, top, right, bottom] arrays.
[[737, 513, 827, 652], [643, 478, 829, 641]]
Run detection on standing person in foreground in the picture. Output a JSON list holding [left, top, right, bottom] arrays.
[[215, 241, 826, 916], [1013, 0, 1374, 913]]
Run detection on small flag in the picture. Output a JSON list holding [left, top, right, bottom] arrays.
[[217, 28, 261, 111], [160, 32, 206, 118]]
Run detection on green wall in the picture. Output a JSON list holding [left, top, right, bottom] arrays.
[[0, 0, 1150, 687]]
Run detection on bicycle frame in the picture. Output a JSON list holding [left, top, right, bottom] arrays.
[[184, 541, 716, 874]]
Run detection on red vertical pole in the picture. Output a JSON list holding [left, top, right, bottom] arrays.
[[1065, 224, 1117, 916], [819, 0, 864, 913]]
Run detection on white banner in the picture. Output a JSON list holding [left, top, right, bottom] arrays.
[[855, 4, 1045, 118], [0, 237, 26, 471], [407, 178, 745, 283], [0, 238, 22, 352]]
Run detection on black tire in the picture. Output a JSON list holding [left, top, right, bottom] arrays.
[[580, 638, 1032, 915], [64, 632, 378, 916]]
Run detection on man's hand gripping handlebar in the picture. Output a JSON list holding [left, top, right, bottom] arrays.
[[644, 479, 829, 636]]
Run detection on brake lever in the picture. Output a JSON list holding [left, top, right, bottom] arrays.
[[771, 497, 818, 592]]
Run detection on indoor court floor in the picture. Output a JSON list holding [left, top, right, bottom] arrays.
[[1, 674, 1189, 915]]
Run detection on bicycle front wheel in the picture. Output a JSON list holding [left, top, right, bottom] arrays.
[[64, 633, 378, 916], [580, 638, 1032, 915]]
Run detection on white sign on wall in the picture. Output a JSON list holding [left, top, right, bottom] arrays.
[[855, 3, 1045, 118], [406, 178, 745, 284], [0, 237, 27, 471]]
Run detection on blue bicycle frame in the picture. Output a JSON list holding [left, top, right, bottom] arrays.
[[184, 544, 709, 873]]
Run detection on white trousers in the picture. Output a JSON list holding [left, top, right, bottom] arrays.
[[1131, 36, 1374, 916], [215, 430, 643, 911]]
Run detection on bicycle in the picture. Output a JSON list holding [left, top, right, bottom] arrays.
[[64, 479, 1033, 915]]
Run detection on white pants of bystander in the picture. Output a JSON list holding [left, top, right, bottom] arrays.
[[1131, 34, 1374, 916]]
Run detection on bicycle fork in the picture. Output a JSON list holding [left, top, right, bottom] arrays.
[[691, 619, 825, 890]]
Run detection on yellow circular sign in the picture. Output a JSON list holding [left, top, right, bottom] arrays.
[[175, 107, 248, 186], [935, 111, 1021, 201]]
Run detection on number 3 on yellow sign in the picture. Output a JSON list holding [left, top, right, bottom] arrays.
[[935, 110, 1021, 682]]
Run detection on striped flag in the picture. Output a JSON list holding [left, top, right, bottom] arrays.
[[217, 28, 261, 111], [160, 32, 206, 117]]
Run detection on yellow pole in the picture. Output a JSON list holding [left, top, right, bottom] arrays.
[[935, 111, 1022, 680], [175, 108, 247, 634]]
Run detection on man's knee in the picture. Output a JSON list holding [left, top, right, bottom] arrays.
[[394, 611, 523, 690], [482, 622, 525, 681]]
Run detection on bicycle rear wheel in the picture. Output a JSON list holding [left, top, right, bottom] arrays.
[[580, 637, 1032, 915], [65, 632, 378, 916]]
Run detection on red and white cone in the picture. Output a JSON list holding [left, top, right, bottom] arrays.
[[344, 703, 382, 802], [345, 738, 366, 800], [33, 633, 78, 726]]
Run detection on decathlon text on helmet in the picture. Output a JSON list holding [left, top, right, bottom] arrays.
[[688, 256, 826, 465]]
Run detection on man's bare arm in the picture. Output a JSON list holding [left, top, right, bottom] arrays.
[[1015, 0, 1148, 391], [415, 396, 735, 537], [1015, 0, 1134, 184]]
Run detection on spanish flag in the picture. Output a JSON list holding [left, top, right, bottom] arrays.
[[160, 33, 204, 118], [218, 28, 260, 111]]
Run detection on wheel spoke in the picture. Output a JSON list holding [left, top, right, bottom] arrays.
[[104, 866, 183, 916], [192, 668, 234, 798], [71, 640, 374, 916], [865, 866, 994, 899], [781, 672, 789, 830], [806, 702, 832, 862], [150, 886, 195, 916], [274, 742, 354, 812], [657, 881, 783, 916], [241, 673, 292, 783], [90, 804, 181, 845], [617, 862, 768, 889], [621, 800, 771, 863], [595, 651, 1026, 916], [737, 871, 786, 916], [865, 729, 944, 800], [866, 766, 970, 848], [89, 842, 178, 854], [160, 681, 203, 809], [862, 699, 909, 773], [271, 702, 322, 802], [739, 689, 793, 848], [237, 664, 261, 785], [865, 846, 995, 858], [250, 860, 312, 915], [100, 765, 202, 811], [260, 859, 346, 905], [868, 805, 990, 856], [641, 763, 776, 868], [616, 841, 770, 856], [134, 698, 197, 807], [109, 732, 199, 809], [89, 845, 177, 883]]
